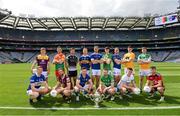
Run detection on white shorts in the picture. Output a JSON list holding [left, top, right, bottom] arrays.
[[113, 68, 121, 76], [80, 84, 90, 92], [92, 69, 101, 76], [27, 90, 33, 96], [139, 69, 150, 77], [124, 68, 135, 75], [42, 71, 48, 79], [26, 87, 44, 96]]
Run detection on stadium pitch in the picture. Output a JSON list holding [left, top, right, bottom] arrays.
[[0, 62, 180, 115]]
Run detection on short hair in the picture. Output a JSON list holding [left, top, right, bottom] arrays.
[[150, 66, 156, 69], [103, 68, 108, 71], [83, 47, 87, 50], [127, 67, 133, 71], [40, 47, 46, 50], [57, 46, 62, 49], [115, 47, 119, 50], [105, 47, 110, 50], [58, 68, 64, 71], [142, 47, 147, 49], [37, 66, 43, 69], [128, 45, 132, 48], [70, 48, 75, 51], [94, 46, 99, 48], [81, 67, 87, 70]]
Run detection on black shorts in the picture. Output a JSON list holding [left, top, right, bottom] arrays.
[[153, 87, 165, 92], [68, 70, 77, 77]]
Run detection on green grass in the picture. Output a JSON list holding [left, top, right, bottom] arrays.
[[0, 62, 180, 115]]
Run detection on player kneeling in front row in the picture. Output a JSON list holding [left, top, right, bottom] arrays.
[[74, 67, 93, 101], [117, 68, 140, 99], [27, 66, 51, 104], [97, 69, 116, 101], [144, 66, 165, 102], [50, 68, 72, 103]]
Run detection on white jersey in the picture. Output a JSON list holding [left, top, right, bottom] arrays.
[[120, 74, 134, 84]]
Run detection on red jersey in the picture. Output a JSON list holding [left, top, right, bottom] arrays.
[[57, 74, 70, 88], [147, 73, 164, 87]]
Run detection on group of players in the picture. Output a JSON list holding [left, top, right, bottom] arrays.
[[27, 45, 165, 104]]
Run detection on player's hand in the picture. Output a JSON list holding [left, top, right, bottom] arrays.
[[47, 70, 50, 75], [59, 60, 63, 64]]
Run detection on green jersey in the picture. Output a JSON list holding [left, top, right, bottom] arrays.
[[101, 75, 114, 87], [55, 63, 65, 71], [103, 53, 112, 70]]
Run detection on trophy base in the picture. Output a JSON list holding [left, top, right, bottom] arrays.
[[94, 105, 100, 108], [94, 102, 100, 108]]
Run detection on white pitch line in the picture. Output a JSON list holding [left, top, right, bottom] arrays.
[[0, 106, 180, 110]]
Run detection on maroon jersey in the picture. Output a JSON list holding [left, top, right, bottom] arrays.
[[36, 54, 49, 71], [147, 73, 164, 87], [58, 74, 70, 88]]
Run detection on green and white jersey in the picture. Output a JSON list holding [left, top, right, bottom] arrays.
[[138, 53, 151, 62], [138, 53, 151, 70]]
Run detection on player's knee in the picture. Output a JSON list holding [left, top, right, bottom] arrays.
[[30, 92, 39, 99], [64, 90, 71, 96], [121, 88, 126, 93], [109, 89, 115, 95], [44, 88, 49, 93], [74, 86, 79, 92], [157, 87, 164, 92]]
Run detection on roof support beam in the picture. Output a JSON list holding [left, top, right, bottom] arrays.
[[88, 17, 91, 30], [26, 18, 33, 30], [70, 18, 76, 30], [116, 18, 126, 29], [146, 17, 153, 29], [102, 18, 109, 29], [52, 18, 63, 30], [0, 15, 10, 23], [35, 19, 48, 30], [130, 18, 143, 29], [13, 17, 20, 29]]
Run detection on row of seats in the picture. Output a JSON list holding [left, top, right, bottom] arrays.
[[0, 50, 180, 63]]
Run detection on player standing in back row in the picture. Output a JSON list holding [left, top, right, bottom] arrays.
[[102, 47, 112, 75], [53, 46, 66, 81], [79, 48, 91, 75], [90, 46, 103, 88], [66, 48, 78, 88], [138, 47, 151, 93], [31, 47, 50, 82], [122, 45, 135, 74], [112, 47, 122, 86]]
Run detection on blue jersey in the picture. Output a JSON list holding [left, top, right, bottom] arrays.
[[112, 54, 121, 69], [78, 74, 90, 87], [27, 74, 46, 90], [90, 53, 102, 70], [79, 55, 91, 70]]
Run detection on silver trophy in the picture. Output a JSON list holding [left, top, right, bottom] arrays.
[[89, 91, 105, 108]]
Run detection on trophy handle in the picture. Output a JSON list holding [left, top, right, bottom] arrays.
[[89, 94, 94, 101], [101, 94, 105, 101]]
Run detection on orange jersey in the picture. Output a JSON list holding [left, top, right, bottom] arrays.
[[123, 52, 135, 68], [53, 53, 65, 62]]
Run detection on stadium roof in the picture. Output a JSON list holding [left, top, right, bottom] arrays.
[[0, 9, 180, 31]]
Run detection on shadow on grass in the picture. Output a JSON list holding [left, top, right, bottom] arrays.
[[30, 93, 180, 109]]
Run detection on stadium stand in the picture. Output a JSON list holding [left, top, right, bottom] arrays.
[[0, 9, 180, 63]]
